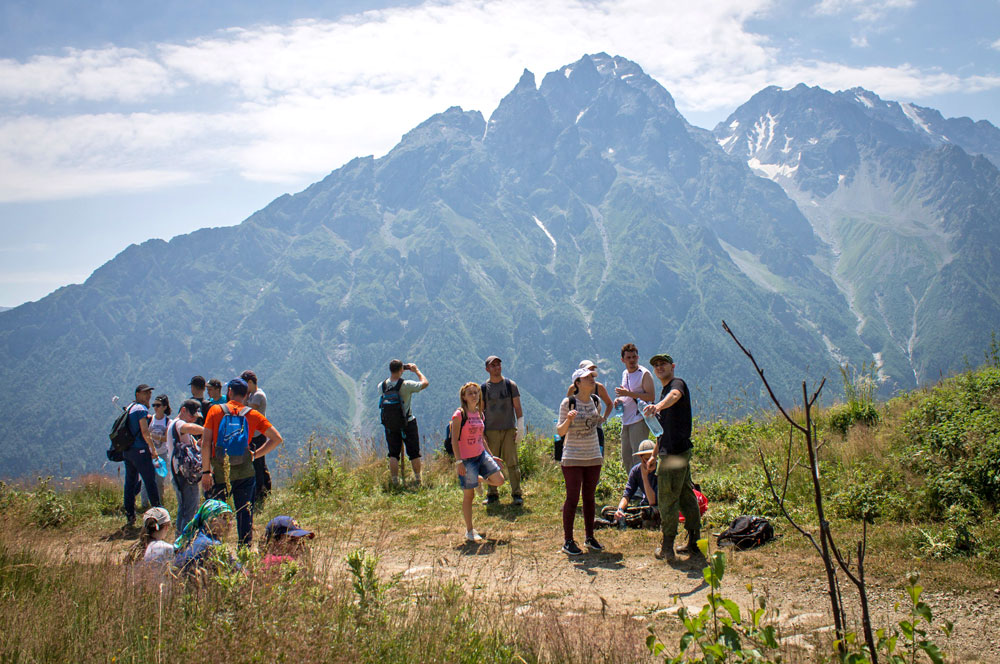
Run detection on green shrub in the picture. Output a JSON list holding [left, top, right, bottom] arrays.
[[828, 466, 908, 522], [31, 477, 71, 528], [517, 431, 553, 481]]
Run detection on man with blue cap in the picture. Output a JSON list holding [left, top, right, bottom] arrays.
[[200, 377, 284, 547]]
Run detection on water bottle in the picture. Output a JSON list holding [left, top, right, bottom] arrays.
[[611, 401, 624, 419], [152, 456, 168, 478], [636, 399, 664, 437]]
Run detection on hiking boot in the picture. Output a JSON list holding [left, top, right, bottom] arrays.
[[679, 530, 702, 555], [483, 494, 499, 505], [654, 534, 676, 562], [585, 536, 604, 552], [466, 529, 484, 542], [511, 495, 524, 506], [562, 540, 583, 556]]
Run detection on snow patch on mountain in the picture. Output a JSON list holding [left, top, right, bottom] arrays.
[[533, 215, 557, 272], [747, 157, 799, 180], [901, 103, 933, 135]]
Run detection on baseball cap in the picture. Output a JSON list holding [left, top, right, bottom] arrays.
[[571, 367, 596, 382], [578, 359, 597, 370], [633, 440, 656, 457], [485, 355, 502, 367], [240, 370, 257, 383], [207, 378, 223, 389], [188, 375, 206, 388], [265, 516, 315, 542], [143, 507, 171, 527], [226, 378, 248, 395], [135, 383, 154, 394], [649, 353, 674, 366]]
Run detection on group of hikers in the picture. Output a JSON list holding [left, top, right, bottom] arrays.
[[114, 342, 703, 573], [114, 371, 314, 575], [377, 344, 703, 561]]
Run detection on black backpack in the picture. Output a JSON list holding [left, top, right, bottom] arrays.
[[717, 515, 775, 550], [443, 410, 468, 458], [553, 394, 602, 461], [379, 379, 407, 432], [107, 402, 136, 461]]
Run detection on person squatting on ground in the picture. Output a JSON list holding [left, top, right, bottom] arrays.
[[200, 378, 283, 547], [173, 499, 241, 577], [124, 507, 174, 565], [241, 370, 271, 505], [121, 384, 162, 527], [643, 353, 701, 562], [615, 343, 656, 467], [614, 439, 659, 525], [452, 382, 505, 542], [556, 367, 605, 556], [379, 359, 429, 486], [167, 399, 205, 535], [261, 515, 316, 570], [480, 356, 524, 505]]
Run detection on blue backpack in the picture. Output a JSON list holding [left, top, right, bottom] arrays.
[[215, 405, 252, 459]]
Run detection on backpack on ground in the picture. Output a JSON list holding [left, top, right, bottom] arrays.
[[443, 410, 468, 458], [215, 405, 252, 458], [553, 394, 602, 461], [596, 505, 660, 529], [379, 379, 407, 432], [170, 420, 202, 485], [107, 402, 136, 461], [717, 515, 775, 550]]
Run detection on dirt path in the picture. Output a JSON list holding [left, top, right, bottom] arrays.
[[27, 519, 1000, 663]]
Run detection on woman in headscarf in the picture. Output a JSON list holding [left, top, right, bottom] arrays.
[[173, 499, 241, 576]]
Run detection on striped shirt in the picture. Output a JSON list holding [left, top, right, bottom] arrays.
[[558, 394, 603, 466]]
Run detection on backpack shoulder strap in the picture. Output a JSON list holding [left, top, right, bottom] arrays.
[[568, 396, 577, 411], [238, 406, 252, 417], [504, 378, 512, 399]]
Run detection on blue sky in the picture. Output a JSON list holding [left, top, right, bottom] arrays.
[[1, 0, 999, 307]]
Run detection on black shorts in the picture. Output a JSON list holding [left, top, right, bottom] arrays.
[[385, 418, 421, 460]]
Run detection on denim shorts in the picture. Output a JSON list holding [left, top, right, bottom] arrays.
[[458, 450, 502, 490]]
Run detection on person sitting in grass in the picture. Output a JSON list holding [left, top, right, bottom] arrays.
[[124, 507, 174, 565], [612, 440, 660, 528], [261, 516, 316, 570], [173, 499, 241, 577], [452, 382, 505, 542]]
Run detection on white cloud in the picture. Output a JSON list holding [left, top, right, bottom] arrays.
[[992, 38, 1000, 51], [814, 0, 914, 22], [0, 0, 996, 202]]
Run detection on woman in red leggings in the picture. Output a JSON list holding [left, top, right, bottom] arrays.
[[555, 367, 605, 555]]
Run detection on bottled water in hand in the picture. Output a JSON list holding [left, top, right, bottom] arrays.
[[611, 401, 624, 419], [152, 457, 168, 478], [636, 399, 664, 437]]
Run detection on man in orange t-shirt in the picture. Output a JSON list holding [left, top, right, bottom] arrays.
[[200, 378, 283, 547]]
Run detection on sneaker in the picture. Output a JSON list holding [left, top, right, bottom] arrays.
[[466, 529, 484, 542], [561, 540, 583, 556], [511, 495, 524, 506], [585, 536, 604, 552], [483, 494, 499, 505]]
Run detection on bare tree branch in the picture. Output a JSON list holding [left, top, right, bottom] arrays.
[[722, 320, 807, 434]]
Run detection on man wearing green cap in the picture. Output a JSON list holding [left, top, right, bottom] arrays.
[[643, 353, 701, 562]]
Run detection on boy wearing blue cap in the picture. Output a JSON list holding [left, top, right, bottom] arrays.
[[200, 378, 284, 547]]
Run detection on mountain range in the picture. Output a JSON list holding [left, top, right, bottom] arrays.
[[1, 53, 998, 478]]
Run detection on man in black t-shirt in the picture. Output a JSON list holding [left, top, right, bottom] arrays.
[[643, 353, 701, 562], [188, 375, 209, 426]]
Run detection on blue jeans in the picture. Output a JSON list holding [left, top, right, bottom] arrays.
[[229, 476, 256, 548], [123, 446, 160, 522], [172, 474, 201, 536]]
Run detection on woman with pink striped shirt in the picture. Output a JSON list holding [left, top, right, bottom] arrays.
[[452, 382, 505, 542]]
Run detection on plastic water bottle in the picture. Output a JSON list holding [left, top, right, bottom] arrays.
[[611, 401, 624, 419], [636, 399, 664, 437], [152, 456, 168, 478]]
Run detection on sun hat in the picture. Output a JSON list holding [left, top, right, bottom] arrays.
[[143, 507, 171, 527], [633, 440, 656, 457]]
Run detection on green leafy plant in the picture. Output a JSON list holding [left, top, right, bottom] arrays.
[[31, 477, 70, 528], [346, 548, 392, 618], [647, 539, 782, 663]]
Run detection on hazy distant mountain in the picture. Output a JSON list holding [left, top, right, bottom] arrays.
[[714, 84, 1000, 387], [1, 55, 997, 477], [0, 307, 10, 313]]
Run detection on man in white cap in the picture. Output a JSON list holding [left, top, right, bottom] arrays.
[[613, 439, 659, 524]]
